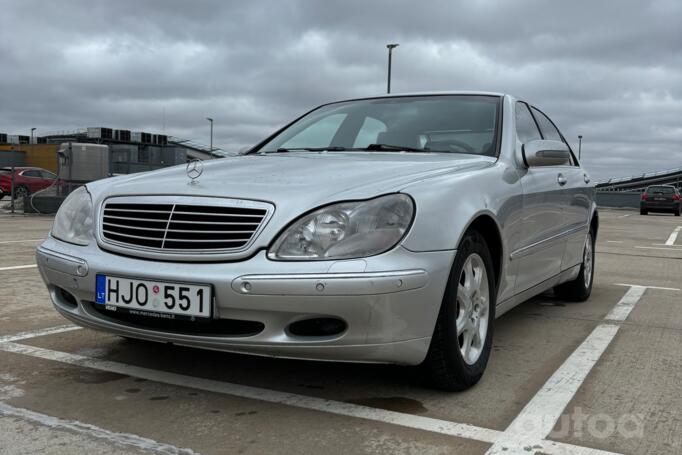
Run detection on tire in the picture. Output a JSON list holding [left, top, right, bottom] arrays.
[[553, 229, 595, 302], [13, 185, 29, 199], [421, 230, 496, 391], [675, 208, 680, 217], [640, 209, 647, 215]]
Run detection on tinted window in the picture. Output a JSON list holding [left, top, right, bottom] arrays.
[[648, 186, 674, 194], [22, 170, 41, 177], [258, 95, 501, 156], [530, 107, 562, 141], [515, 102, 542, 144], [40, 170, 57, 179]]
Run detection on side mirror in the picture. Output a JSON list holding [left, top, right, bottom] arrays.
[[522, 140, 570, 167]]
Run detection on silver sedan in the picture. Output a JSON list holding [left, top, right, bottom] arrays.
[[37, 92, 597, 390]]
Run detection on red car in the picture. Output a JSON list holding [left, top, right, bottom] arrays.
[[0, 167, 58, 199]]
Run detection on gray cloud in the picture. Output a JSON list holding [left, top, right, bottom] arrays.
[[0, 0, 680, 179]]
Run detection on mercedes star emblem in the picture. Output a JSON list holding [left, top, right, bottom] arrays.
[[186, 159, 203, 184]]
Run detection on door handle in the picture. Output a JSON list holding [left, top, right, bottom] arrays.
[[557, 173, 567, 186], [583, 174, 591, 184]]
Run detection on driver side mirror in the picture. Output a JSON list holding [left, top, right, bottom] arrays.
[[522, 140, 570, 167]]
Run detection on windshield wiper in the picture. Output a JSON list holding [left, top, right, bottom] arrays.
[[363, 143, 432, 153], [263, 147, 350, 153]]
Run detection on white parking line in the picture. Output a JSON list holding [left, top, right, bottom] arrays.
[[0, 402, 199, 455], [0, 264, 37, 271], [665, 226, 682, 246], [483, 284, 672, 455], [0, 334, 621, 455], [0, 239, 43, 244], [606, 240, 623, 243], [634, 246, 682, 251], [0, 325, 81, 343]]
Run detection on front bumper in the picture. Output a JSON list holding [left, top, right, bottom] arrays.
[[36, 237, 454, 365]]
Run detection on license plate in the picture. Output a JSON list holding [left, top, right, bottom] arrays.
[[95, 275, 212, 319], [655, 197, 666, 201]]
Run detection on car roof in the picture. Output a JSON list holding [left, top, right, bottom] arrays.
[[332, 90, 508, 104]]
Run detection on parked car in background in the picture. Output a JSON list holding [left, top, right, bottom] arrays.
[[0, 167, 58, 199], [38, 92, 597, 390], [640, 185, 681, 216]]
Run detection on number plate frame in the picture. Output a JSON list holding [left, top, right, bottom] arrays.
[[95, 274, 213, 321]]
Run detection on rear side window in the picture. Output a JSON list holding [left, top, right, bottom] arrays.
[[530, 107, 562, 141], [515, 102, 542, 144], [648, 186, 674, 194]]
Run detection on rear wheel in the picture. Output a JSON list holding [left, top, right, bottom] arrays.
[[421, 230, 495, 391], [675, 208, 680, 216], [640, 209, 647, 215], [554, 229, 595, 302]]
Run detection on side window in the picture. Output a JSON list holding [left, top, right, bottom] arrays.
[[515, 102, 542, 144], [281, 113, 348, 149], [353, 117, 387, 148], [22, 170, 40, 178], [530, 107, 562, 141], [41, 170, 57, 179]]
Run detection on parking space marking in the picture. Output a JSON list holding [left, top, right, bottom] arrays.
[[665, 226, 682, 246], [0, 341, 502, 444], [0, 402, 199, 455], [0, 264, 37, 271], [484, 284, 674, 455], [0, 338, 624, 455], [634, 246, 682, 251], [0, 239, 43, 244], [0, 325, 81, 343]]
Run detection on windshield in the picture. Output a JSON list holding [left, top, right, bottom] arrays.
[[254, 95, 501, 156]]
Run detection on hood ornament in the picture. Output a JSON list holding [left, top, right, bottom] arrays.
[[186, 159, 203, 184]]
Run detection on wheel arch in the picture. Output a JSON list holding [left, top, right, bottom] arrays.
[[460, 212, 503, 290]]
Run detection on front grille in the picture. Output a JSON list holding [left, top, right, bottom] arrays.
[[101, 199, 269, 252]]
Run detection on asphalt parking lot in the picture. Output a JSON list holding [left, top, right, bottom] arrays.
[[1, 209, 681, 455]]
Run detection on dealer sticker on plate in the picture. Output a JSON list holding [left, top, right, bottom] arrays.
[[95, 275, 212, 319]]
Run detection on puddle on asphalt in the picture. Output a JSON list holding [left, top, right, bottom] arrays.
[[345, 396, 428, 414]]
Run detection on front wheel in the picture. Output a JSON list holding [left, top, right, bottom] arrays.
[[421, 230, 496, 391]]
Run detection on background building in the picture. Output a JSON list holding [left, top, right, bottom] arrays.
[[0, 128, 231, 175]]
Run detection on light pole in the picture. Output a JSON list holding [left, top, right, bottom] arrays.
[[578, 135, 583, 160], [30, 127, 36, 144], [206, 117, 213, 153], [386, 43, 399, 94]]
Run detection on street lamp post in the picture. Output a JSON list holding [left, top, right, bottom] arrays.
[[578, 135, 583, 160], [386, 43, 399, 94], [206, 117, 214, 153], [30, 127, 36, 144]]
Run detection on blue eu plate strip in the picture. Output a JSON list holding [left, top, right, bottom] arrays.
[[95, 275, 106, 304]]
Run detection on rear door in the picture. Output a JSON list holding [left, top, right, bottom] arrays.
[[530, 107, 592, 271], [514, 102, 567, 292]]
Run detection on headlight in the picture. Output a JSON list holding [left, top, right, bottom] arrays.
[[52, 187, 94, 246], [269, 194, 414, 260]]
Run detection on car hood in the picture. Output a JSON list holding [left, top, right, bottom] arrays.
[[92, 152, 494, 204], [88, 152, 495, 258]]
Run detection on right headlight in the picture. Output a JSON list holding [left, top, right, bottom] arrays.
[[268, 194, 414, 260], [51, 186, 94, 246]]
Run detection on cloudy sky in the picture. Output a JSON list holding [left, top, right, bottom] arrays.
[[1, 0, 680, 180]]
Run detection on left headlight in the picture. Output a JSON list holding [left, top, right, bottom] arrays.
[[51, 186, 94, 246], [268, 194, 414, 261]]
